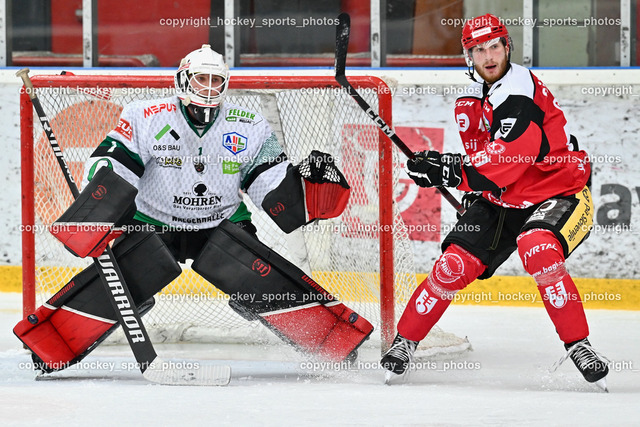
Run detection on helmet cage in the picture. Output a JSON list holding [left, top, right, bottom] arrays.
[[174, 45, 229, 108]]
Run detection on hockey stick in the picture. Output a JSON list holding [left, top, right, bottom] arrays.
[[334, 13, 465, 216], [17, 68, 230, 386]]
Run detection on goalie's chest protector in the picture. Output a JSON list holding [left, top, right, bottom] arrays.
[[131, 98, 267, 228]]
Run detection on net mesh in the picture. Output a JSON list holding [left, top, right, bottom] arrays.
[[23, 75, 467, 352]]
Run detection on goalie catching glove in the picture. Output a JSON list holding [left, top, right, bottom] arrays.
[[406, 150, 463, 188], [262, 150, 350, 233]]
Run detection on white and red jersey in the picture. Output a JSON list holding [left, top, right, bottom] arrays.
[[455, 63, 590, 208]]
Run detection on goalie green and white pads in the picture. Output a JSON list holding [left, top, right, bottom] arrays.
[[50, 167, 137, 258], [262, 150, 350, 233]]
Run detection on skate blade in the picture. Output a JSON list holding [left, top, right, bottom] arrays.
[[384, 370, 409, 385], [384, 370, 395, 384], [594, 377, 608, 393]]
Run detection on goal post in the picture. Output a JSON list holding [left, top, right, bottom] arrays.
[[19, 73, 465, 354]]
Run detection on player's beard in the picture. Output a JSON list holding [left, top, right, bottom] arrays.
[[474, 54, 509, 85]]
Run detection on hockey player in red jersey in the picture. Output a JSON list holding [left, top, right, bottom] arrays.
[[381, 14, 609, 390]]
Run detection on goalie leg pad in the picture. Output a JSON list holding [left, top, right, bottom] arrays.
[[50, 167, 138, 258], [14, 232, 181, 372], [192, 220, 373, 361]]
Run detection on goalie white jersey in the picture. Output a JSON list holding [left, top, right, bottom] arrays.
[[82, 96, 289, 229]]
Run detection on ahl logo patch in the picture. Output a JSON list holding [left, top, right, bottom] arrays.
[[222, 132, 247, 155]]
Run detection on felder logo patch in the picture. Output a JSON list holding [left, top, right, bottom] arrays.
[[222, 132, 247, 155], [226, 108, 256, 122]]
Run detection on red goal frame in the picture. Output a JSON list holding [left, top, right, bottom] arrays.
[[19, 74, 398, 346]]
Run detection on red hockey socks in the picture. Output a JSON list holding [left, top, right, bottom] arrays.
[[397, 244, 486, 342], [517, 228, 589, 343]]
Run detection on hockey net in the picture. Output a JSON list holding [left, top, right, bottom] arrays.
[[20, 73, 469, 356]]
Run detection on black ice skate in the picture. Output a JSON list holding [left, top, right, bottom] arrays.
[[380, 333, 419, 384], [552, 338, 610, 392]]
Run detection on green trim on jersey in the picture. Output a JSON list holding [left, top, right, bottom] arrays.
[[101, 136, 144, 168], [228, 202, 252, 223], [179, 103, 218, 138], [133, 211, 168, 227]]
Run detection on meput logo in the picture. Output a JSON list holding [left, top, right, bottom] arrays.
[[222, 132, 247, 155]]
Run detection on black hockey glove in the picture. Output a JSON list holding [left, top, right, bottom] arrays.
[[457, 191, 483, 219], [406, 151, 463, 188]]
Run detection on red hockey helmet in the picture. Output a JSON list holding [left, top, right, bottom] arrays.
[[461, 14, 511, 68], [461, 14, 509, 51]]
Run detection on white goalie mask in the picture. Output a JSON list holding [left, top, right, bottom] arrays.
[[174, 44, 229, 122]]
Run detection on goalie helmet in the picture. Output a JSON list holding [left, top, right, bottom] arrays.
[[174, 44, 229, 125], [461, 14, 511, 67]]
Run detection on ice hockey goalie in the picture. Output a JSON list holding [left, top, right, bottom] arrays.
[[14, 44, 372, 374]]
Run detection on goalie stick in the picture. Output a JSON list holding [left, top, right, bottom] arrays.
[[334, 13, 465, 216], [16, 68, 230, 386]]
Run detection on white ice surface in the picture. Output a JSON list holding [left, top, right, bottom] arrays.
[[1, 292, 638, 426]]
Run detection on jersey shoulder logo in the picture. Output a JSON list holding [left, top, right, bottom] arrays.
[[226, 108, 257, 124], [222, 132, 248, 155], [456, 113, 470, 132], [495, 118, 516, 140], [114, 118, 132, 141]]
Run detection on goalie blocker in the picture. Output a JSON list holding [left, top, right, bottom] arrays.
[[193, 220, 373, 361], [49, 167, 137, 258]]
